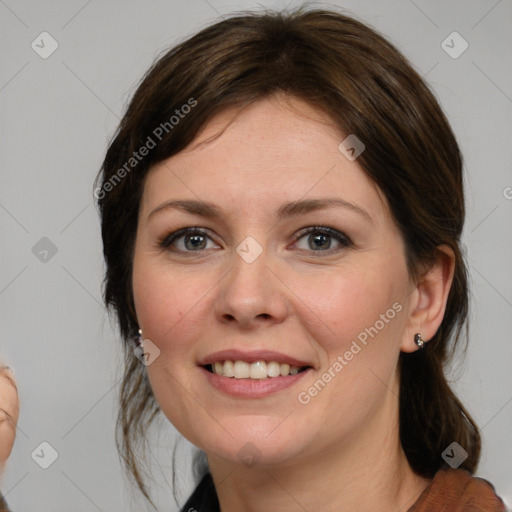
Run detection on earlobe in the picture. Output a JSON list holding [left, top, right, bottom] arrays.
[[401, 245, 456, 353]]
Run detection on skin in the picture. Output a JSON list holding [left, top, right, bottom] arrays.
[[0, 365, 19, 476], [132, 94, 455, 511]]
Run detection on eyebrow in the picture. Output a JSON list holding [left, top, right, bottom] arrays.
[[148, 197, 372, 223]]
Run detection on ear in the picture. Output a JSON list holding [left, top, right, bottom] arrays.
[[400, 245, 455, 353]]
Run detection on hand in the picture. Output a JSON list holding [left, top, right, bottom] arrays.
[[0, 365, 19, 475]]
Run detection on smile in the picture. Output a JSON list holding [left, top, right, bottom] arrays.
[[199, 349, 314, 397], [205, 360, 310, 379]]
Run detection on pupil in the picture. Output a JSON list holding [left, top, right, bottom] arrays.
[[187, 234, 206, 250], [311, 233, 330, 250]]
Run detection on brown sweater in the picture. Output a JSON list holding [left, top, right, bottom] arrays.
[[0, 492, 9, 512], [0, 468, 507, 511], [178, 468, 507, 511], [409, 468, 507, 511]]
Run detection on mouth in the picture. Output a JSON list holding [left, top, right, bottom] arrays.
[[203, 360, 312, 380], [198, 349, 314, 397]]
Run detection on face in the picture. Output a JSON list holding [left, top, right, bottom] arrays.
[[132, 95, 417, 468]]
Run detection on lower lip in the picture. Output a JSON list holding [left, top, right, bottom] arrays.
[[200, 366, 312, 398]]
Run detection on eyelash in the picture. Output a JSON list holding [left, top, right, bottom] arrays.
[[158, 226, 352, 256]]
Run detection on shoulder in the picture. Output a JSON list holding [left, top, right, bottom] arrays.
[[410, 468, 507, 511]]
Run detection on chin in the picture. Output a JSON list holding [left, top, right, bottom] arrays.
[[190, 418, 312, 468]]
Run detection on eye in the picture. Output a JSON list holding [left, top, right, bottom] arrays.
[[159, 227, 219, 253], [159, 225, 352, 256], [292, 226, 352, 254]]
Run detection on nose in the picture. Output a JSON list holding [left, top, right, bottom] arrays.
[[215, 247, 289, 330]]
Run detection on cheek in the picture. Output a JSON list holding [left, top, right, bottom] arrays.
[[289, 265, 404, 356], [132, 257, 221, 364]]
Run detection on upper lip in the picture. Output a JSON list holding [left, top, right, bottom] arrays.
[[199, 349, 313, 368]]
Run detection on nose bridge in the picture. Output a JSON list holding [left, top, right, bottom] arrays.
[[216, 234, 287, 327]]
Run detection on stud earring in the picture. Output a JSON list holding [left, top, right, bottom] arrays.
[[414, 333, 425, 350], [135, 328, 143, 348]]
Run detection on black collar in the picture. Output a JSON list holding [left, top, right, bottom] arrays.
[[180, 472, 219, 512]]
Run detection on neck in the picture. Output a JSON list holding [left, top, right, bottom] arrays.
[[207, 379, 430, 512]]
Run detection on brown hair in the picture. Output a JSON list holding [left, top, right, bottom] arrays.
[[95, 5, 480, 508]]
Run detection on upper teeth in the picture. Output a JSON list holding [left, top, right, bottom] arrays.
[[212, 360, 303, 379]]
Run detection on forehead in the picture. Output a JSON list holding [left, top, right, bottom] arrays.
[[141, 95, 388, 222]]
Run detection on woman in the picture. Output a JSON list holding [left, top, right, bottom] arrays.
[[0, 365, 19, 512], [95, 7, 506, 511]]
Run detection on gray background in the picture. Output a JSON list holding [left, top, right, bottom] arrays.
[[1, 0, 511, 510]]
